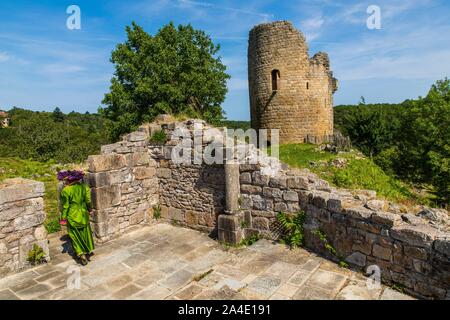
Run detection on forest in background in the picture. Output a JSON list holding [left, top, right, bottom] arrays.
[[0, 79, 449, 207], [0, 107, 111, 163]]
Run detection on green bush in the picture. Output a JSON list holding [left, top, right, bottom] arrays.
[[149, 130, 167, 145], [27, 244, 47, 266], [277, 211, 306, 248]]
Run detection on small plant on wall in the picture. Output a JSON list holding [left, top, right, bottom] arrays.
[[152, 204, 162, 220], [27, 244, 47, 266], [149, 130, 167, 145], [276, 211, 306, 248]]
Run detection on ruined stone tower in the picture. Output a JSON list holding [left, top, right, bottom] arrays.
[[248, 21, 338, 144]]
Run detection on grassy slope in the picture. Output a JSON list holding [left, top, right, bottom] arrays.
[[276, 144, 430, 206], [0, 158, 71, 233]]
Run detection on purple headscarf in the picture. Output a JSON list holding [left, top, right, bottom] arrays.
[[57, 170, 84, 182]]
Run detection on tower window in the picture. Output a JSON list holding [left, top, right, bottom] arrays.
[[306, 82, 309, 90], [271, 69, 280, 92]]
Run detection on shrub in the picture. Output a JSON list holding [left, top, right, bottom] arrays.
[[149, 130, 167, 145], [277, 211, 306, 248], [27, 244, 47, 266]]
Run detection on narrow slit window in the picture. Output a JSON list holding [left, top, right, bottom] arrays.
[[306, 82, 309, 90], [271, 69, 280, 91]]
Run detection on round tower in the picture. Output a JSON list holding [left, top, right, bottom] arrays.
[[248, 21, 337, 145]]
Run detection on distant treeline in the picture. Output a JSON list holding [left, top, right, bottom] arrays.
[[0, 107, 111, 163], [1, 79, 448, 205], [335, 79, 450, 206]]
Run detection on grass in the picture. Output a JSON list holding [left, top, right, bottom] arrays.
[[272, 144, 430, 205], [0, 157, 73, 233], [149, 129, 167, 145]]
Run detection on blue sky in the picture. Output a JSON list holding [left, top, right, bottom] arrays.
[[1, 0, 450, 120]]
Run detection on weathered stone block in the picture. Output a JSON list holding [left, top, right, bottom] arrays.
[[13, 212, 45, 231], [404, 246, 428, 260], [218, 229, 243, 244], [241, 184, 262, 195], [391, 224, 440, 248], [364, 200, 388, 211], [252, 172, 269, 186], [185, 211, 199, 225], [107, 218, 119, 235], [372, 244, 392, 261], [240, 194, 252, 210], [160, 206, 169, 219], [91, 185, 121, 210], [311, 192, 329, 209], [34, 226, 47, 241], [286, 176, 309, 190], [371, 211, 401, 227], [240, 172, 252, 184], [157, 168, 172, 179], [129, 211, 145, 225], [345, 252, 367, 267], [263, 187, 282, 199], [307, 205, 331, 223], [252, 217, 270, 231], [269, 177, 287, 189], [283, 191, 299, 202], [327, 198, 342, 213], [239, 164, 260, 172], [0, 179, 44, 205], [133, 167, 156, 180], [344, 207, 373, 220], [252, 195, 267, 211], [88, 154, 127, 173], [433, 238, 450, 258], [169, 207, 184, 222], [286, 202, 300, 213], [218, 214, 240, 231], [274, 202, 287, 212], [352, 242, 372, 255]]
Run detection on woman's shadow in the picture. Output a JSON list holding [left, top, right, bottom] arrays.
[[59, 234, 76, 259]]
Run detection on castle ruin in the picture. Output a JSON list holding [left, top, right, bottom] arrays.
[[248, 21, 338, 144]]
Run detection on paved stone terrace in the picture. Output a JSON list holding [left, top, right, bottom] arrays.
[[0, 224, 414, 300]]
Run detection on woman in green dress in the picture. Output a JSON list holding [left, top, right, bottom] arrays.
[[58, 170, 95, 266]]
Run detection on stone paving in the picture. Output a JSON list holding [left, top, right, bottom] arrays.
[[0, 223, 414, 300]]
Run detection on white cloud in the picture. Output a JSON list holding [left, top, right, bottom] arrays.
[[300, 17, 325, 41]]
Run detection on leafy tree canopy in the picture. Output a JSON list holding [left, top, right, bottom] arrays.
[[335, 78, 450, 206], [100, 22, 230, 140]]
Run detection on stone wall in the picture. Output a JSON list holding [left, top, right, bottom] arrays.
[[248, 21, 337, 144], [148, 119, 226, 234], [0, 178, 49, 276], [87, 130, 159, 242], [87, 118, 449, 299], [235, 165, 450, 300]]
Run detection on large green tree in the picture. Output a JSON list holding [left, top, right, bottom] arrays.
[[101, 22, 230, 140], [396, 79, 450, 205]]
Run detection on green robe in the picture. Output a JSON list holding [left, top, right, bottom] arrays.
[[60, 183, 95, 257]]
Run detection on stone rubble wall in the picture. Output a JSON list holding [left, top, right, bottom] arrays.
[[0, 178, 49, 276], [87, 117, 449, 299], [237, 164, 450, 300], [148, 119, 225, 234], [87, 130, 159, 242]]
